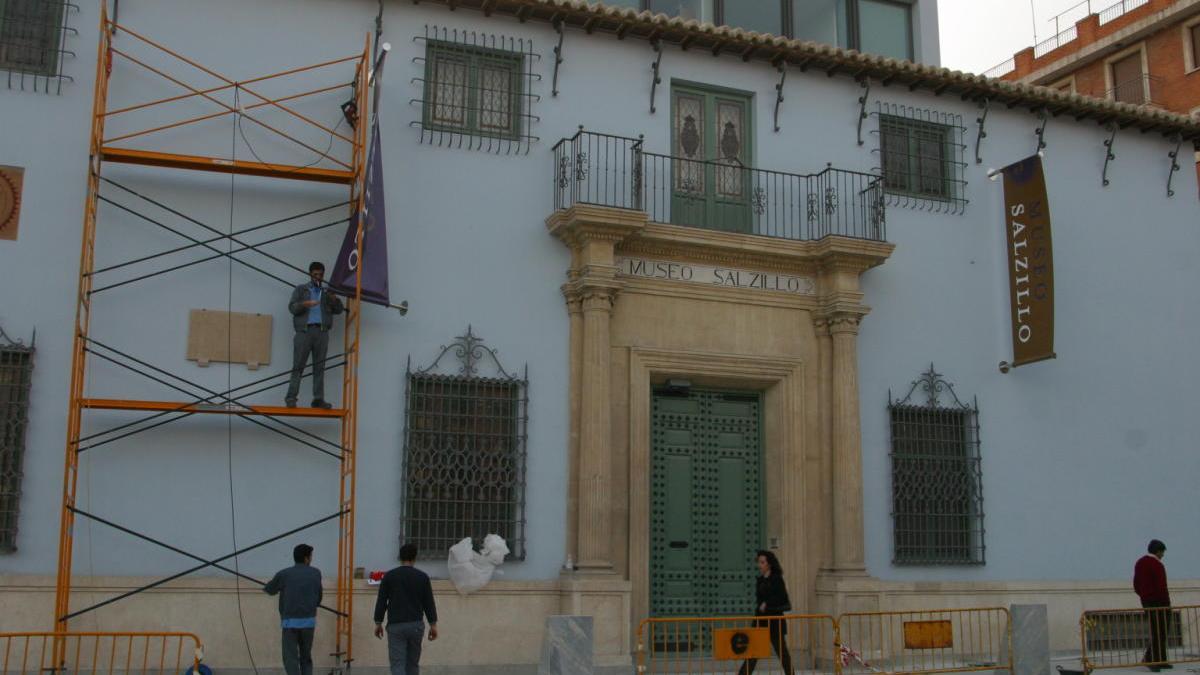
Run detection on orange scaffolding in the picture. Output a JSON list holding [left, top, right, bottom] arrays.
[[53, 5, 370, 670]]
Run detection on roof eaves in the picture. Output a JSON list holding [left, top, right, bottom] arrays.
[[413, 0, 1200, 141]]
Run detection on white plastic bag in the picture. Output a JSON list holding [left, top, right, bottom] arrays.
[[446, 534, 509, 596]]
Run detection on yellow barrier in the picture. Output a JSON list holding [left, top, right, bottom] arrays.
[[836, 608, 1012, 675], [0, 632, 203, 675], [1081, 605, 1200, 673], [637, 614, 838, 674]]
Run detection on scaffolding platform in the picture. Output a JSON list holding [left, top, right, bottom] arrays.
[[79, 398, 348, 418]]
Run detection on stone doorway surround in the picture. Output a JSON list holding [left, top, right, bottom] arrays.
[[546, 204, 893, 658]]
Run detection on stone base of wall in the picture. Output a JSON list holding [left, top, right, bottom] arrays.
[[0, 574, 632, 671], [817, 572, 1200, 651], [5, 573, 1197, 668]]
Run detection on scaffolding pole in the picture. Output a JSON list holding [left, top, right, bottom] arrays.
[[53, 5, 369, 670]]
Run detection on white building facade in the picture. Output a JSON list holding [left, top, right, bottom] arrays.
[[1, 0, 1198, 672]]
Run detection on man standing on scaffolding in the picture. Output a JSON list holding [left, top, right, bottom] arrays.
[[285, 261, 343, 409]]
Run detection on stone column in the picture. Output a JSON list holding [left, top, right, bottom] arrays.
[[814, 317, 835, 571], [564, 285, 583, 566], [576, 285, 617, 572], [546, 204, 646, 575], [829, 312, 867, 574]]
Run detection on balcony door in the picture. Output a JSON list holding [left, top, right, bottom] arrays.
[[670, 84, 753, 234]]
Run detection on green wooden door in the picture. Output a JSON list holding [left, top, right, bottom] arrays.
[[650, 389, 762, 626], [670, 86, 754, 234]]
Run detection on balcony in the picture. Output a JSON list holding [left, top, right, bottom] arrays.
[[1105, 74, 1165, 108], [552, 130, 887, 243]]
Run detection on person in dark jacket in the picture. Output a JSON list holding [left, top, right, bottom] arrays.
[[264, 544, 323, 675], [1134, 539, 1172, 671], [284, 261, 344, 409], [374, 543, 439, 675], [737, 549, 793, 675]]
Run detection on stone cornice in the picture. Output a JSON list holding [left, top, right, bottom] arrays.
[[619, 221, 894, 275], [546, 204, 647, 250]]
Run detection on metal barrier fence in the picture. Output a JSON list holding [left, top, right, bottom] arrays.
[[636, 608, 1011, 675], [637, 614, 838, 674], [0, 632, 203, 675], [1081, 605, 1200, 673], [553, 129, 886, 243], [838, 608, 1011, 675]]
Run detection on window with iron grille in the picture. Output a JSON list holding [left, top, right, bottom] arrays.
[[888, 365, 983, 566], [401, 327, 527, 561], [0, 329, 34, 553], [413, 26, 540, 154], [875, 104, 968, 214], [880, 115, 954, 198], [0, 0, 75, 93]]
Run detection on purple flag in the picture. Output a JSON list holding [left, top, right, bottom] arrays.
[[330, 119, 390, 306]]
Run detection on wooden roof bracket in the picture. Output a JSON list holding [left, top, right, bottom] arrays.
[[1034, 108, 1048, 155], [650, 38, 663, 114], [1166, 133, 1183, 197], [857, 77, 871, 146], [552, 17, 564, 97], [975, 97, 989, 165], [773, 62, 786, 133], [1102, 123, 1117, 187]]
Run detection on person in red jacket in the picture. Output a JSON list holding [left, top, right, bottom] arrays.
[[1133, 539, 1171, 671]]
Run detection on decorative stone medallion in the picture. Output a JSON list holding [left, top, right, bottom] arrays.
[[0, 166, 24, 241]]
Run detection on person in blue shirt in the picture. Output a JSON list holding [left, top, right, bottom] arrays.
[[264, 544, 323, 675], [285, 262, 344, 409]]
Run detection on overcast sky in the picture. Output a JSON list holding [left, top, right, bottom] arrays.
[[939, 0, 1100, 75]]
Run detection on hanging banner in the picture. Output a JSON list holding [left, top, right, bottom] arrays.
[[331, 119, 390, 306], [1001, 154, 1055, 367]]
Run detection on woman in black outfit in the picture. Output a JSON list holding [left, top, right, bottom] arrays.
[[737, 549, 794, 675]]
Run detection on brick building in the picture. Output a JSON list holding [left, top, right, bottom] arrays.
[[987, 0, 1200, 188]]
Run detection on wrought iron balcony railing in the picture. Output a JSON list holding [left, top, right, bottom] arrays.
[[1105, 74, 1165, 108], [553, 129, 886, 243]]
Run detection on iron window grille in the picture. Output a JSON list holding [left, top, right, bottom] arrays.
[[411, 25, 540, 155], [0, 0, 77, 94], [873, 103, 968, 215], [0, 325, 34, 553], [888, 365, 983, 566], [401, 327, 528, 561]]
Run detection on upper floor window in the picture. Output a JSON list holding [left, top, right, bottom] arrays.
[[1182, 18, 1200, 72], [853, 0, 913, 61], [0, 0, 65, 75], [875, 103, 967, 214], [880, 114, 953, 200], [608, 0, 915, 61], [414, 25, 538, 154], [1, 0, 76, 94], [423, 41, 522, 139], [1109, 50, 1146, 105]]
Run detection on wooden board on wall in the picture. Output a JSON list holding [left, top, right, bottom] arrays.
[[186, 309, 272, 369], [0, 165, 24, 241]]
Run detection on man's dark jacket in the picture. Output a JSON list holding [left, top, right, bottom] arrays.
[[288, 282, 344, 332]]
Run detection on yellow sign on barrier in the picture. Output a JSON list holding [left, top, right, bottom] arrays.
[[904, 620, 954, 649], [713, 627, 772, 660]]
